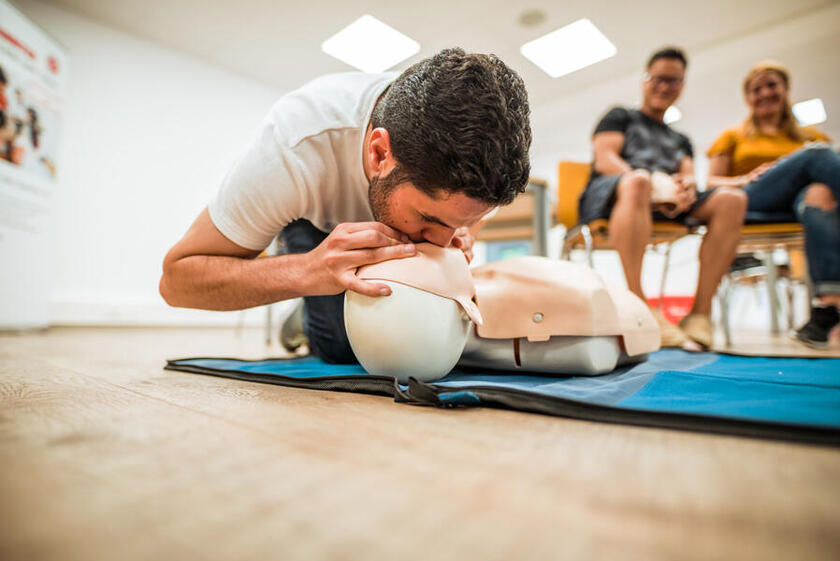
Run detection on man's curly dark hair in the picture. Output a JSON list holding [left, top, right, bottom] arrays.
[[370, 48, 532, 206]]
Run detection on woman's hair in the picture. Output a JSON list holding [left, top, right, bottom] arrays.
[[741, 60, 806, 142], [370, 48, 532, 206]]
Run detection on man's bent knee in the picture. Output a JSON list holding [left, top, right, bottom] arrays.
[[694, 187, 746, 224], [616, 170, 652, 207]]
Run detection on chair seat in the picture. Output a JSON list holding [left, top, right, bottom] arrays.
[[565, 219, 691, 249], [745, 211, 797, 224]]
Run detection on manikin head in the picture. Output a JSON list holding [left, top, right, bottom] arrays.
[[344, 243, 481, 382], [641, 47, 687, 117], [363, 48, 532, 246]]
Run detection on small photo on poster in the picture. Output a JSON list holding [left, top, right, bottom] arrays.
[[0, 62, 59, 181]]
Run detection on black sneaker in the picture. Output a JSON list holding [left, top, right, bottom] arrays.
[[279, 299, 308, 352], [791, 306, 840, 349]]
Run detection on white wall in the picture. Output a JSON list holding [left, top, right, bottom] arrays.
[[16, 0, 287, 325]]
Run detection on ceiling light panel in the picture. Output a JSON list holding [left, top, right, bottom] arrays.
[[321, 15, 420, 73], [792, 98, 827, 126], [664, 106, 682, 124], [520, 18, 616, 78]]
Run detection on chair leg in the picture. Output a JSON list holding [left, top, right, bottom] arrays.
[[759, 250, 781, 334], [560, 231, 573, 261], [718, 275, 732, 347], [581, 224, 594, 268], [263, 235, 281, 345], [657, 243, 672, 311]]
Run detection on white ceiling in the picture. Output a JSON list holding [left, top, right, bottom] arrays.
[[39, 0, 840, 179]]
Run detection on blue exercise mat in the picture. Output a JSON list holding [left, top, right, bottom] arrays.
[[165, 350, 840, 445]]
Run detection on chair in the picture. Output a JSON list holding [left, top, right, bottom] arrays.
[[556, 161, 694, 309], [716, 215, 805, 345]]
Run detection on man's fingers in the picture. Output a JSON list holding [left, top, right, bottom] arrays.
[[340, 222, 409, 243], [335, 229, 411, 251], [343, 275, 392, 297], [350, 243, 417, 267]]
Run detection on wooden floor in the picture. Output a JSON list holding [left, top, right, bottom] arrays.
[[1, 327, 839, 561]]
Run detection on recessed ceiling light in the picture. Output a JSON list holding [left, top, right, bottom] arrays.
[[520, 18, 616, 78], [664, 106, 682, 124], [792, 98, 827, 126], [321, 15, 420, 73]]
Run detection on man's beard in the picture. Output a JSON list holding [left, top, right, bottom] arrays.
[[368, 165, 405, 224], [368, 173, 391, 224]]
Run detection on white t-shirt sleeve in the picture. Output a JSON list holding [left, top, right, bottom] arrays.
[[208, 122, 308, 252]]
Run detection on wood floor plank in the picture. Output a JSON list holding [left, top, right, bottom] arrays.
[[1, 327, 839, 560]]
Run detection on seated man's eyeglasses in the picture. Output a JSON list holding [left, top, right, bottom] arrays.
[[644, 74, 684, 88]]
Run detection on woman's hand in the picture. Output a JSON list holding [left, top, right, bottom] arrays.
[[739, 161, 775, 187]]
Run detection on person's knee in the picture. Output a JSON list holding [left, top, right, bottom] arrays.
[[803, 145, 834, 160], [710, 188, 747, 222], [802, 183, 837, 211], [616, 170, 652, 207]]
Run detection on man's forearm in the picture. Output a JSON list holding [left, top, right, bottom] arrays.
[[593, 152, 633, 176], [160, 252, 310, 311]]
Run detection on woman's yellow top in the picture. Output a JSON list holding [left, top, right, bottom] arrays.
[[707, 125, 830, 176]]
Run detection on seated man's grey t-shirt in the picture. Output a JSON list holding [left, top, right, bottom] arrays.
[[209, 72, 397, 251], [579, 107, 695, 224]]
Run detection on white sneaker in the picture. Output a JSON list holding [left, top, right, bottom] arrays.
[[650, 308, 688, 348], [279, 299, 308, 352]]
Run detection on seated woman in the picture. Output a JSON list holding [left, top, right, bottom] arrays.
[[706, 61, 840, 348]]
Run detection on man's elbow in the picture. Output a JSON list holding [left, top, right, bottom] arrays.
[[159, 275, 176, 307], [159, 273, 182, 308], [159, 257, 186, 308]]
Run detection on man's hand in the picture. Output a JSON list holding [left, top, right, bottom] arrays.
[[305, 222, 417, 297], [449, 227, 475, 263], [672, 173, 698, 213]]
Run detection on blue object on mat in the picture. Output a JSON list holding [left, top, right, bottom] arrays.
[[166, 350, 840, 445]]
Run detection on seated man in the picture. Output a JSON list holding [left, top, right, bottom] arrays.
[[578, 47, 747, 349], [160, 48, 532, 363]]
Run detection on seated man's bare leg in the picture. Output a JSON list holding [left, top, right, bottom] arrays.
[[608, 170, 653, 300], [684, 187, 747, 347]]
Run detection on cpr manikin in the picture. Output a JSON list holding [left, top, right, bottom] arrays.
[[344, 244, 483, 383], [460, 257, 660, 374], [344, 244, 660, 383]]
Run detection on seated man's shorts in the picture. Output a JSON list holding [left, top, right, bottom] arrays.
[[578, 173, 715, 226]]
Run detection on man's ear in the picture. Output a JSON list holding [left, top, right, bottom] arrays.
[[366, 127, 396, 176]]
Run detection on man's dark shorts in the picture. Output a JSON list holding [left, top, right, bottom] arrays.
[[578, 173, 715, 225]]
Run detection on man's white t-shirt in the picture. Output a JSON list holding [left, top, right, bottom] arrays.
[[209, 72, 397, 251]]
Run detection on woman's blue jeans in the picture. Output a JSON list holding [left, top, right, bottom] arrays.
[[744, 145, 840, 296]]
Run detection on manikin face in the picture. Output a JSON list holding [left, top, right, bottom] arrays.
[[745, 70, 788, 121], [642, 58, 685, 114], [369, 178, 491, 246]]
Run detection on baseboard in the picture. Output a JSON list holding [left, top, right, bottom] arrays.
[[48, 297, 299, 327]]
